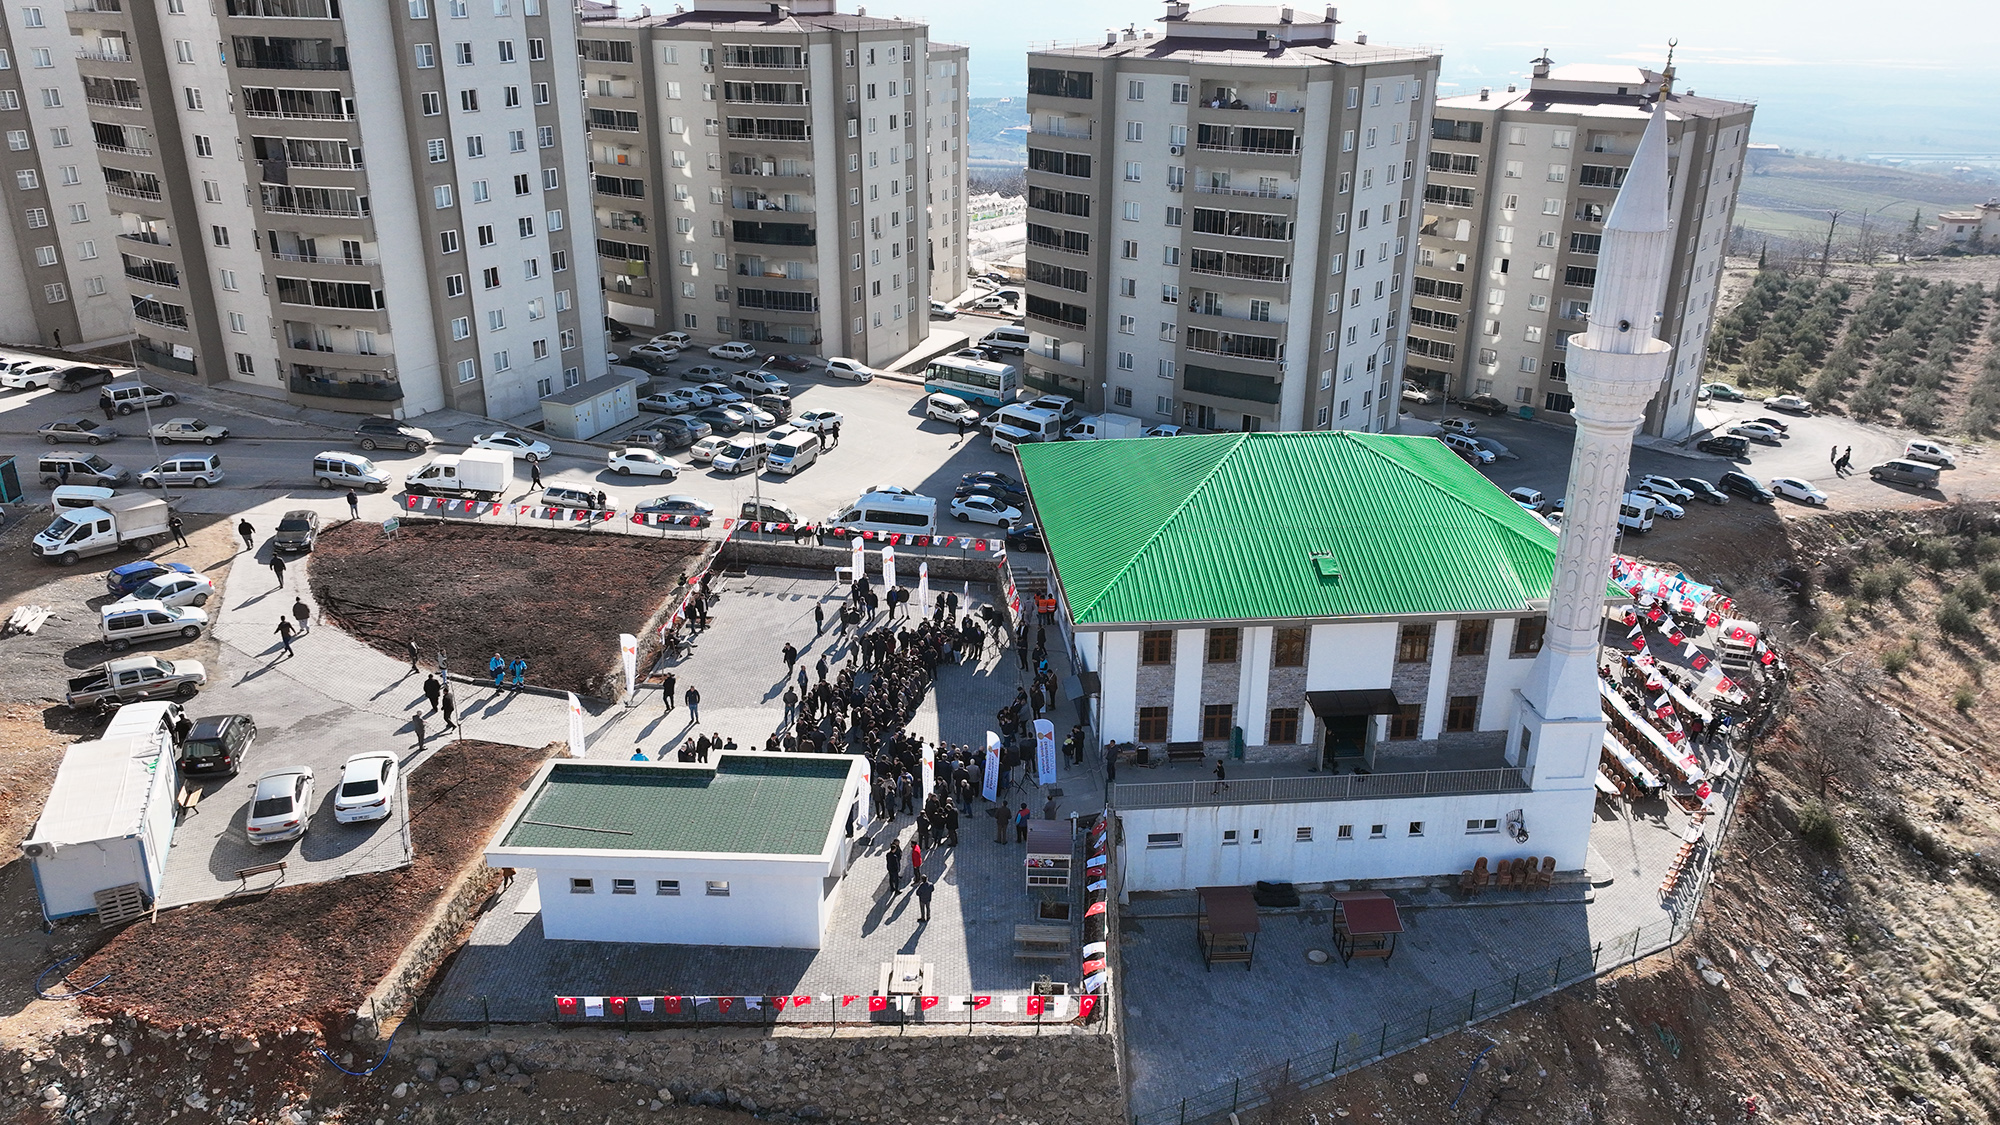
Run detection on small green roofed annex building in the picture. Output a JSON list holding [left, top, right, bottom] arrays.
[[486, 754, 867, 949], [1017, 430, 1604, 892]]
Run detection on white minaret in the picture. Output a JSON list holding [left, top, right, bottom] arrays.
[[1515, 97, 1676, 796]]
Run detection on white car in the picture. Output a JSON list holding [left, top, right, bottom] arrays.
[[245, 767, 314, 844], [114, 571, 215, 608], [1633, 475, 1694, 503], [648, 331, 692, 349], [629, 342, 681, 361], [926, 392, 981, 426], [681, 364, 729, 383], [731, 370, 790, 395], [1769, 476, 1828, 506], [824, 357, 877, 383], [711, 436, 768, 475], [656, 387, 713, 412], [1143, 424, 1184, 438], [1401, 385, 1437, 405], [686, 436, 728, 465], [950, 494, 1022, 528], [697, 382, 748, 405], [332, 752, 398, 824], [606, 447, 686, 478], [150, 417, 229, 445], [1636, 491, 1686, 519], [1506, 487, 1546, 512], [794, 409, 845, 434], [971, 294, 1012, 310], [1438, 417, 1478, 436], [1763, 395, 1813, 414], [708, 341, 759, 361], [473, 430, 553, 462], [1727, 423, 1784, 445]]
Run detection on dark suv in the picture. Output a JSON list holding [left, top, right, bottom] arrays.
[[1718, 470, 1775, 503], [178, 713, 257, 777], [54, 365, 115, 393], [1697, 435, 1749, 458], [354, 417, 435, 452]]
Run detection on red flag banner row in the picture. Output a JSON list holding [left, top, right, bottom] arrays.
[[552, 993, 1098, 1020]]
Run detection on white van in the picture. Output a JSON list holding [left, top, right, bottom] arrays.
[[983, 404, 1063, 442], [828, 490, 937, 537], [765, 430, 821, 475], [312, 450, 392, 491], [1618, 492, 1657, 533], [989, 425, 1035, 455], [51, 484, 117, 511], [979, 327, 1030, 355], [1903, 440, 1955, 468], [100, 600, 209, 651], [1442, 432, 1495, 465]]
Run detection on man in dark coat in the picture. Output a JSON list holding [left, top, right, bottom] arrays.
[[885, 839, 903, 892]]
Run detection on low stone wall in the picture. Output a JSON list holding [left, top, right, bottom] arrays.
[[354, 849, 507, 1039], [400, 1026, 1121, 1123]]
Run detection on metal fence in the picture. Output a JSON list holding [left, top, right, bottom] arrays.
[[1130, 914, 1689, 1125], [1112, 767, 1530, 810]]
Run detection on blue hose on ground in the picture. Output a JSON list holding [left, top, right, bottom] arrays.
[[35, 954, 111, 1000], [313, 1022, 400, 1077], [1451, 1042, 1499, 1112]]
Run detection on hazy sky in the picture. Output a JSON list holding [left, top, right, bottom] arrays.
[[881, 0, 1993, 151]]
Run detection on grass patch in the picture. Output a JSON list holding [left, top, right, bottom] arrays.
[[1798, 800, 1843, 852]]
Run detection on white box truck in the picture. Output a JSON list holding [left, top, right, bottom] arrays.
[[405, 448, 513, 501], [32, 493, 172, 565], [1064, 413, 1144, 440], [21, 720, 181, 921]]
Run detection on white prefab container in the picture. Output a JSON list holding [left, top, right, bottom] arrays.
[[22, 725, 181, 920], [540, 368, 643, 440]]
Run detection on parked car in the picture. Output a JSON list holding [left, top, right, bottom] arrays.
[[115, 570, 214, 608], [1633, 475, 1694, 503], [629, 341, 681, 362], [1703, 382, 1746, 402], [732, 369, 790, 395], [40, 418, 116, 445], [355, 417, 435, 453], [271, 509, 323, 552], [711, 436, 768, 475], [926, 392, 981, 426], [100, 382, 177, 415], [664, 415, 712, 443], [1455, 394, 1509, 416], [623, 353, 678, 380], [685, 436, 728, 464], [473, 430, 553, 462], [177, 713, 256, 777], [707, 341, 760, 361], [66, 655, 205, 709], [538, 486, 608, 510], [649, 388, 712, 413], [1635, 491, 1686, 519], [606, 447, 685, 477], [649, 331, 692, 349], [950, 494, 1022, 527], [333, 751, 399, 824], [929, 300, 958, 319], [765, 354, 814, 373], [956, 480, 1029, 508], [1718, 470, 1776, 503], [1726, 423, 1784, 446], [693, 407, 745, 436], [696, 382, 748, 405], [1769, 476, 1828, 506], [971, 294, 1012, 310], [1438, 417, 1478, 436], [824, 357, 877, 382], [1005, 523, 1045, 552], [1679, 478, 1730, 505], [741, 500, 802, 524], [245, 767, 315, 844], [680, 363, 729, 383], [1763, 394, 1813, 414], [1506, 487, 1546, 512], [1698, 435, 1750, 458], [150, 417, 228, 445], [1402, 384, 1437, 405], [636, 494, 715, 519], [100, 600, 208, 651], [107, 559, 194, 596], [139, 453, 225, 489], [1749, 416, 1791, 435], [1903, 440, 1956, 468], [1143, 424, 1184, 438], [961, 471, 1023, 491], [603, 317, 634, 341]]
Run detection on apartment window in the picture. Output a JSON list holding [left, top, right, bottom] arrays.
[[1467, 818, 1500, 834], [1455, 618, 1490, 656], [1272, 626, 1306, 667], [1388, 704, 1421, 740], [569, 878, 593, 894], [434, 185, 454, 208], [408, 0, 426, 13], [1124, 161, 1141, 181], [77, 239, 96, 260], [454, 41, 474, 64], [554, 289, 570, 312], [13, 169, 34, 190], [1205, 627, 1240, 664], [608, 878, 635, 895], [1140, 629, 1173, 665], [464, 135, 483, 158], [1396, 622, 1433, 663], [1126, 79, 1144, 100], [450, 316, 469, 340], [444, 273, 465, 296], [3, 131, 24, 152], [33, 246, 56, 267], [20, 8, 43, 26], [1547, 164, 1568, 183], [1512, 616, 1546, 656], [1295, 827, 1314, 843], [414, 43, 436, 67], [523, 258, 539, 279], [1118, 278, 1136, 297], [219, 268, 237, 290], [542, 167, 559, 190], [1146, 832, 1182, 850], [1445, 695, 1478, 733], [1118, 314, 1136, 335], [1268, 707, 1300, 744], [1221, 829, 1239, 847], [475, 224, 494, 246], [487, 309, 505, 331], [490, 349, 509, 371], [471, 180, 489, 202], [481, 266, 500, 288], [193, 134, 215, 158], [538, 125, 554, 148], [1408, 822, 1425, 838], [421, 91, 441, 116], [228, 312, 245, 334], [455, 359, 476, 382], [1161, 283, 1179, 303], [1201, 704, 1234, 741]]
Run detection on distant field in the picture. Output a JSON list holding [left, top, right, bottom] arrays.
[[1736, 154, 1989, 239]]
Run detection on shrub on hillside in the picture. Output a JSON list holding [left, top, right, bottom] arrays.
[[1797, 800, 1842, 852]]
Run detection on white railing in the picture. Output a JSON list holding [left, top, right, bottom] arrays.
[[1113, 766, 1529, 810], [1194, 184, 1295, 200]]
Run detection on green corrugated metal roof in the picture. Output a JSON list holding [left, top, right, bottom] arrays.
[[1016, 431, 1565, 626], [499, 757, 853, 856]]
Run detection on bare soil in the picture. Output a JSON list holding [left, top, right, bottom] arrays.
[[71, 738, 551, 1039], [307, 521, 706, 698]]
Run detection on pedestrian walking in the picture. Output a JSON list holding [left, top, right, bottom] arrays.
[[529, 460, 544, 489], [1830, 445, 1839, 467], [814, 603, 825, 634], [797, 667, 809, 696], [685, 686, 701, 721], [441, 687, 457, 729], [915, 873, 933, 921], [783, 642, 799, 674], [1105, 749, 1117, 784], [269, 553, 287, 589], [829, 420, 841, 448], [816, 654, 830, 681], [168, 514, 189, 549], [1043, 791, 1059, 821], [100, 399, 115, 422], [238, 519, 255, 552], [412, 711, 428, 752], [490, 653, 508, 687], [783, 685, 798, 717], [273, 618, 296, 658], [510, 656, 528, 688], [423, 673, 442, 713], [1013, 803, 1030, 844], [662, 672, 677, 712], [956, 416, 969, 438], [291, 596, 312, 636], [885, 839, 903, 892], [1212, 759, 1229, 793]]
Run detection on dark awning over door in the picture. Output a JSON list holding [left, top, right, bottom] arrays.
[[1304, 689, 1404, 719]]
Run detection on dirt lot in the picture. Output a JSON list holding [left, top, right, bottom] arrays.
[[307, 520, 708, 698], [72, 738, 551, 1039]]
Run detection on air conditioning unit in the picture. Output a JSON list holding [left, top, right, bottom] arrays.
[[1168, 182, 1183, 193], [21, 841, 55, 859], [1169, 145, 1184, 156]]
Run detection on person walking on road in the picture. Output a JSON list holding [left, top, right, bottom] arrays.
[[269, 553, 287, 589], [346, 488, 360, 520], [783, 685, 799, 718], [814, 603, 825, 634], [828, 420, 841, 449], [884, 839, 903, 893], [238, 519, 255, 552], [406, 638, 422, 673], [273, 618, 296, 659], [529, 460, 544, 489], [291, 597, 312, 636], [782, 642, 799, 676], [915, 873, 933, 921], [662, 672, 677, 713], [168, 514, 188, 549], [685, 686, 700, 721], [412, 711, 427, 752], [423, 673, 442, 713], [441, 686, 458, 730]]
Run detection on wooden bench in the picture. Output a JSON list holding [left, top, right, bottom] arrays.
[[1014, 923, 1072, 960], [234, 861, 287, 884], [1165, 742, 1206, 764], [176, 783, 202, 818]]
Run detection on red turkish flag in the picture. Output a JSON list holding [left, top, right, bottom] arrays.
[[556, 997, 579, 1015], [664, 996, 682, 1014], [1691, 654, 1710, 671], [1706, 612, 1723, 629], [1085, 900, 1107, 917], [1717, 676, 1736, 693], [867, 995, 888, 1012], [972, 996, 991, 1009], [772, 996, 789, 1011], [919, 995, 939, 1010], [841, 995, 859, 1007], [1697, 780, 1713, 800], [1669, 630, 1686, 646], [1079, 996, 1098, 1020], [1648, 605, 1664, 622], [608, 997, 627, 1015], [792, 995, 812, 1008], [1026, 996, 1046, 1016], [1760, 649, 1776, 665], [718, 997, 736, 1013], [1632, 634, 1648, 650]]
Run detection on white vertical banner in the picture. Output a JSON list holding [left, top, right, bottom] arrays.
[[618, 633, 638, 702], [882, 545, 897, 592], [566, 692, 586, 757], [1034, 718, 1058, 786], [917, 561, 931, 618], [982, 730, 1001, 802], [850, 538, 865, 586], [921, 740, 935, 801]]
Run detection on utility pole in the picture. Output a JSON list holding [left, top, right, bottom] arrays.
[[1819, 210, 1842, 277]]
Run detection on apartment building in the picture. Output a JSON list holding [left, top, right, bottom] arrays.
[[1410, 59, 1753, 440], [576, 0, 971, 368], [45, 0, 604, 419], [1023, 3, 1439, 434], [0, 5, 131, 349]]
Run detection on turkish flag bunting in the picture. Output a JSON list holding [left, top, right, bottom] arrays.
[[867, 995, 888, 1011], [1669, 630, 1686, 646], [1665, 728, 1683, 744], [889, 533, 902, 545], [665, 996, 682, 1014], [841, 995, 859, 1007], [1647, 605, 1664, 622], [973, 996, 991, 1009], [1717, 676, 1736, 692], [915, 535, 931, 546], [1026, 996, 1046, 1016], [1081, 958, 1106, 976], [556, 996, 579, 1015], [1085, 900, 1107, 917], [792, 995, 812, 1007], [1761, 649, 1776, 665], [608, 997, 627, 1015], [1631, 635, 1647, 650], [1079, 996, 1098, 1020], [1692, 653, 1710, 670], [973, 539, 987, 551], [772, 996, 788, 1011], [1706, 612, 1723, 629], [919, 996, 939, 1010], [718, 997, 734, 1013]]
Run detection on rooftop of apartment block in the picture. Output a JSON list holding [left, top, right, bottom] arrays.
[[1032, 3, 1436, 68], [1436, 61, 1756, 121], [580, 0, 931, 34]]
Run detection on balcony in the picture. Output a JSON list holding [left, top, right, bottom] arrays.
[[75, 48, 131, 62], [131, 340, 195, 376], [132, 298, 190, 331], [95, 140, 152, 156], [1194, 139, 1301, 156], [1029, 123, 1092, 140], [287, 371, 402, 403], [725, 122, 810, 144], [85, 95, 145, 110], [1112, 766, 1529, 810], [225, 0, 342, 16], [104, 182, 163, 201], [718, 47, 806, 70], [1192, 182, 1295, 201], [244, 106, 350, 120], [270, 248, 378, 267], [65, 0, 122, 11], [122, 259, 181, 287], [1197, 90, 1306, 115], [729, 162, 811, 181]]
